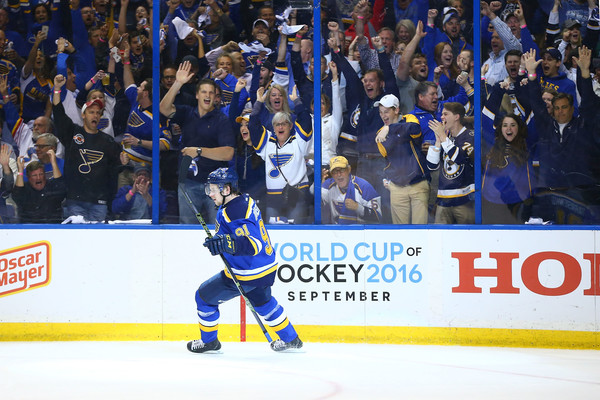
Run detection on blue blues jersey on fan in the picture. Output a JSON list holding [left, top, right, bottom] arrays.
[[123, 85, 171, 164], [426, 128, 475, 207], [20, 73, 52, 122], [214, 193, 277, 287]]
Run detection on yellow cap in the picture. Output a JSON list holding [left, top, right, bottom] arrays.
[[329, 156, 349, 171], [235, 114, 250, 124]]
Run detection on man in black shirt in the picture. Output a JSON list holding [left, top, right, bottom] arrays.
[[52, 74, 122, 222], [12, 155, 66, 224]]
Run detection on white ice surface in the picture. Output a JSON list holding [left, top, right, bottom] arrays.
[[1, 341, 599, 399]]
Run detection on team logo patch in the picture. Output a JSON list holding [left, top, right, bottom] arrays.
[[97, 117, 109, 130], [127, 112, 145, 128], [78, 149, 104, 174], [350, 105, 361, 129], [443, 155, 464, 179], [73, 133, 85, 145], [268, 153, 293, 178]]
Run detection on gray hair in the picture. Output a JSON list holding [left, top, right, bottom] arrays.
[[271, 111, 292, 127], [36, 133, 59, 148]]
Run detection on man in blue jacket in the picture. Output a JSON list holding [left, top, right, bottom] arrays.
[[524, 47, 600, 224], [539, 47, 579, 112]]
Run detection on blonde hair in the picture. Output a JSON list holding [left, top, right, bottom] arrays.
[[264, 84, 291, 114], [395, 19, 416, 44]]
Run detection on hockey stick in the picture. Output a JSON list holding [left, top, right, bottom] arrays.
[[178, 156, 273, 343]]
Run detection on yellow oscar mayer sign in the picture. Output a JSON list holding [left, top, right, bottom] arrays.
[[0, 241, 51, 298]]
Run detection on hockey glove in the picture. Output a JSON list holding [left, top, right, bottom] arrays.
[[203, 234, 237, 256]]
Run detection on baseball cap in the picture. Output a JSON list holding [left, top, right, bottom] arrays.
[[374, 94, 400, 109], [81, 98, 104, 114], [542, 47, 562, 62], [329, 156, 349, 171], [235, 114, 250, 124], [134, 163, 151, 175], [564, 19, 581, 30], [442, 7, 459, 24], [253, 19, 269, 29], [261, 60, 274, 71], [181, 54, 199, 69], [502, 12, 517, 22]]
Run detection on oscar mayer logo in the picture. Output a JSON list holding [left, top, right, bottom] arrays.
[[0, 241, 51, 298]]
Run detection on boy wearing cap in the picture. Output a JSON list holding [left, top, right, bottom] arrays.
[[375, 94, 430, 224], [425, 7, 472, 58], [52, 74, 122, 222], [250, 18, 275, 50], [538, 47, 579, 111], [321, 156, 381, 224]]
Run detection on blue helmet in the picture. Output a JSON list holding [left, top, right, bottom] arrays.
[[206, 168, 239, 194]]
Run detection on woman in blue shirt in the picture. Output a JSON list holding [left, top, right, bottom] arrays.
[[482, 114, 536, 224]]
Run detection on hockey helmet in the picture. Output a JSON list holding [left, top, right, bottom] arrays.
[[206, 167, 239, 194]]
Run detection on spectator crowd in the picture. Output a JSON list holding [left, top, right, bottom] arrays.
[[0, 0, 599, 225]]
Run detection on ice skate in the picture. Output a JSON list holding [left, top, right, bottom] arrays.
[[187, 338, 221, 353], [270, 336, 303, 352]]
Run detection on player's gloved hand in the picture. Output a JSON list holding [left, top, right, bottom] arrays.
[[203, 234, 236, 256]]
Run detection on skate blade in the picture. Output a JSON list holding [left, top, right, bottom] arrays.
[[275, 347, 305, 353], [188, 349, 223, 355]]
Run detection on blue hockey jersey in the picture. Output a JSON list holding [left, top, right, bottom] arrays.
[[214, 194, 277, 286]]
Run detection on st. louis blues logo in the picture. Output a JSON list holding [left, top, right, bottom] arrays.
[[350, 105, 361, 129], [127, 112, 145, 128], [268, 153, 293, 178], [245, 54, 260, 72], [78, 149, 104, 174], [97, 117, 109, 130], [73, 133, 85, 145], [443, 155, 464, 180]]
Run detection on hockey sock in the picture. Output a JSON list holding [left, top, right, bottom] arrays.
[[254, 297, 298, 342], [195, 290, 219, 343]]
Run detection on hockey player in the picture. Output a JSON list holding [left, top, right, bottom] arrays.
[[187, 167, 303, 353]]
